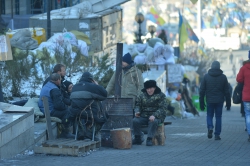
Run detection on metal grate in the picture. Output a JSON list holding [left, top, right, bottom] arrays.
[[100, 98, 133, 147]]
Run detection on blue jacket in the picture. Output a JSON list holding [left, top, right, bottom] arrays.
[[38, 81, 59, 113]]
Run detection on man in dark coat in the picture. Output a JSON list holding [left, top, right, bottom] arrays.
[[132, 80, 168, 146], [199, 61, 231, 140], [68, 72, 108, 140]]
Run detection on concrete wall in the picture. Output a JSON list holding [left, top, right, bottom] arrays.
[[0, 110, 34, 159]]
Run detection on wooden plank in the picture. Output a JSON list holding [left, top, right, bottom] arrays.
[[34, 146, 79, 156], [42, 139, 75, 147], [62, 140, 93, 148], [43, 138, 72, 144], [96, 141, 101, 148], [2, 105, 33, 113], [42, 97, 54, 140]]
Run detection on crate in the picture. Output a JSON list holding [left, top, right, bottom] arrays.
[[34, 139, 100, 156]]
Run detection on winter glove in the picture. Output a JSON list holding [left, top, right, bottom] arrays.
[[200, 102, 206, 111], [167, 105, 175, 115], [225, 105, 231, 111]]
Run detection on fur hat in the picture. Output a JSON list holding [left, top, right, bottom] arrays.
[[144, 80, 157, 89], [122, 53, 133, 65], [211, 61, 220, 69]]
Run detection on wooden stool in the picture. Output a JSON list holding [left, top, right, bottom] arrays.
[[152, 124, 166, 146], [110, 128, 132, 149]]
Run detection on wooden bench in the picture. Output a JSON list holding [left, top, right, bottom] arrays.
[[34, 97, 100, 156]]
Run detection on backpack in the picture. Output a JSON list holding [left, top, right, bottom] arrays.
[[232, 83, 243, 104]]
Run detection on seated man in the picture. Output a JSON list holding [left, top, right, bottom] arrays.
[[38, 73, 74, 138], [133, 80, 168, 146], [43, 63, 71, 105], [68, 72, 108, 140]]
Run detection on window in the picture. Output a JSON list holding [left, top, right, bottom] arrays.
[[31, 0, 43, 14], [15, 0, 19, 14], [0, 0, 5, 14]]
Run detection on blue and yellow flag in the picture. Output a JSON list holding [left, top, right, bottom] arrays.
[[148, 7, 165, 26], [179, 11, 199, 52]]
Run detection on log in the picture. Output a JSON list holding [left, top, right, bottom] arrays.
[[110, 128, 132, 149], [152, 124, 166, 146]]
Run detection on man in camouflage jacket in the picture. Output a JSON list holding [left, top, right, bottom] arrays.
[[133, 80, 168, 146]]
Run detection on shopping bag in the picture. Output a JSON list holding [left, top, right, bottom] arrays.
[[0, 35, 13, 61]]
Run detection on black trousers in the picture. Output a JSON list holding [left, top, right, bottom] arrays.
[[50, 110, 69, 120], [132, 117, 161, 138]]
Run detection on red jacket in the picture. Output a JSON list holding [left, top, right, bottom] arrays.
[[236, 61, 250, 101]]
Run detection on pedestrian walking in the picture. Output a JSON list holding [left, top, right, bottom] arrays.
[[199, 61, 231, 140], [229, 52, 233, 64], [236, 51, 250, 142], [232, 64, 236, 76]]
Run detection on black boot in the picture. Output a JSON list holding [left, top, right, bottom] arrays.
[[60, 117, 75, 139], [60, 127, 75, 139], [132, 135, 144, 145], [146, 137, 153, 146]]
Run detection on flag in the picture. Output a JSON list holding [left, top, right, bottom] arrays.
[[198, 46, 207, 58], [186, 8, 206, 29], [148, 7, 165, 26], [201, 18, 206, 29], [179, 11, 199, 52], [190, 0, 198, 4], [179, 11, 188, 52]]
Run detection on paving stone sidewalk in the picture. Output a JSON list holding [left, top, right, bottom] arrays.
[[1, 104, 249, 166]]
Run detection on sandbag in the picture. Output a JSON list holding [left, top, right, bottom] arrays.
[[144, 45, 154, 63], [134, 54, 147, 64], [148, 38, 164, 48], [136, 43, 147, 53], [153, 42, 164, 58], [77, 39, 88, 56], [10, 29, 38, 50]]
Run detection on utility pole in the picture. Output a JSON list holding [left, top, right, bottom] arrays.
[[47, 0, 51, 39], [0, 62, 4, 102], [197, 0, 202, 41], [10, 0, 14, 30]]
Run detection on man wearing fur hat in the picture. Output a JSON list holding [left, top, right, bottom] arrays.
[[106, 52, 144, 106], [199, 60, 231, 141], [132, 80, 168, 146]]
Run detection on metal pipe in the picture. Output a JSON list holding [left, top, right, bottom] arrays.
[[114, 43, 123, 98], [0, 79, 3, 102], [47, 0, 51, 39]]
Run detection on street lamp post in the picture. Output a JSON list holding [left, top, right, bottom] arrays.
[[135, 12, 144, 43], [0, 62, 5, 102], [148, 25, 156, 38]]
